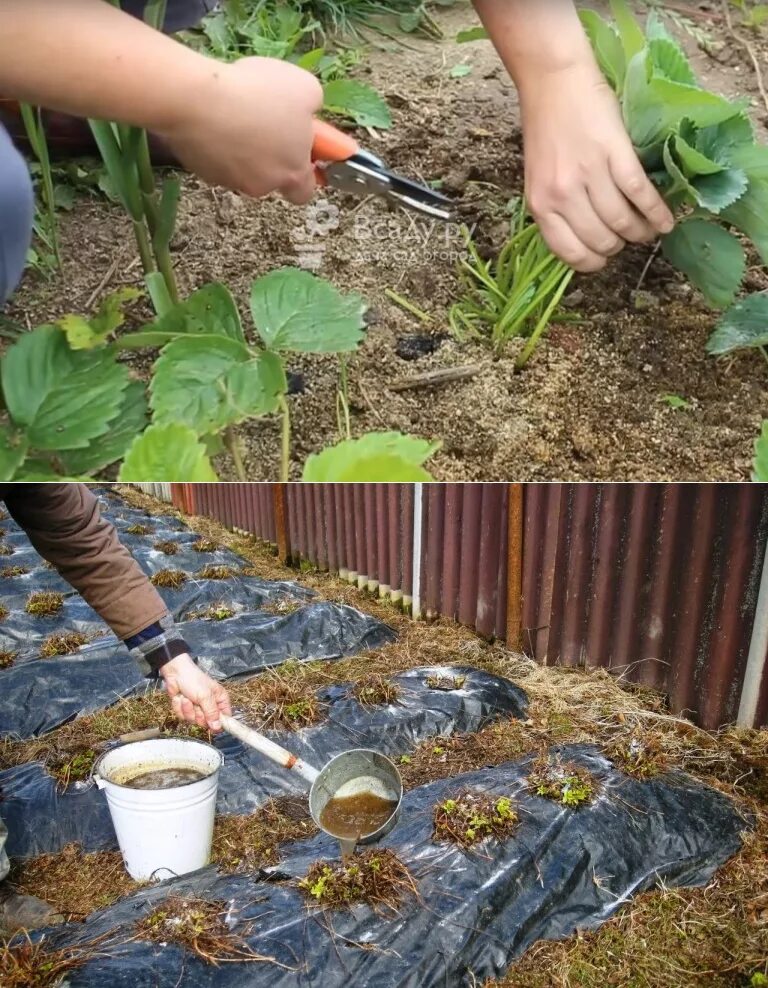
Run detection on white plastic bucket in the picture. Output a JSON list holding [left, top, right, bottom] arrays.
[[93, 738, 223, 881]]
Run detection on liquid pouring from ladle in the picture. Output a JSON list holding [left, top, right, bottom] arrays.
[[220, 714, 403, 860]]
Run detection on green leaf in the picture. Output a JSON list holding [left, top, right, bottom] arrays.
[[609, 0, 646, 58], [450, 64, 472, 78], [660, 393, 691, 410], [150, 337, 285, 434], [154, 177, 181, 253], [322, 81, 392, 129], [118, 423, 218, 481], [0, 427, 29, 481], [706, 292, 768, 355], [645, 9, 674, 42], [56, 380, 148, 475], [696, 114, 755, 163], [302, 432, 440, 481], [753, 422, 768, 483], [673, 131, 725, 177], [124, 283, 245, 348], [623, 51, 745, 150], [689, 168, 748, 213], [58, 287, 141, 349], [648, 38, 697, 86], [661, 218, 745, 309], [250, 269, 366, 354], [721, 172, 768, 265], [580, 10, 626, 92], [1, 325, 130, 449], [456, 26, 489, 43]]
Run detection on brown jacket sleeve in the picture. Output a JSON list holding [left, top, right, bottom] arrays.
[[2, 483, 168, 639]]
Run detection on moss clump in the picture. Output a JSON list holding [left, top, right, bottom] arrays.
[[0, 542, 13, 556], [0, 566, 28, 578], [426, 674, 467, 691], [197, 565, 237, 581], [299, 849, 417, 914], [25, 591, 64, 616], [192, 538, 218, 552], [354, 674, 401, 706], [40, 632, 90, 658], [528, 755, 596, 807], [150, 569, 188, 589], [137, 897, 271, 965], [125, 523, 152, 535], [433, 790, 519, 848], [153, 540, 179, 556], [0, 650, 17, 669], [605, 730, 669, 780]]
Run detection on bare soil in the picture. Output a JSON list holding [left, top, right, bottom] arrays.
[[6, 3, 768, 480]]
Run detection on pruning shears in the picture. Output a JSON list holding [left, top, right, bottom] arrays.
[[312, 120, 454, 223]]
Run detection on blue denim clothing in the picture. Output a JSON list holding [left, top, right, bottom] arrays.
[[0, 125, 34, 306], [120, 0, 217, 32]]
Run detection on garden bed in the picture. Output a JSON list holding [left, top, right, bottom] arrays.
[[4, 3, 768, 480], [0, 487, 765, 985]]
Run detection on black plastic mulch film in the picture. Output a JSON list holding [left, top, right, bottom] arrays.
[[0, 488, 751, 986]]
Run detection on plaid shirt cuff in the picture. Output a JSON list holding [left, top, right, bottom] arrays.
[[125, 614, 191, 676]]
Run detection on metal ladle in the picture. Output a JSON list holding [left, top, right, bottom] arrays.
[[220, 714, 403, 858]]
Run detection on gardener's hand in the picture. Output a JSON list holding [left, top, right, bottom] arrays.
[[519, 63, 675, 272], [159, 653, 232, 732], [159, 56, 323, 205]]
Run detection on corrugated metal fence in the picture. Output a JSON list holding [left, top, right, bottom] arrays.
[[159, 483, 768, 729]]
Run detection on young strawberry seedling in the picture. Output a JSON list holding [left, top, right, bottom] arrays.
[[433, 790, 519, 848], [25, 591, 64, 617], [528, 754, 596, 807]]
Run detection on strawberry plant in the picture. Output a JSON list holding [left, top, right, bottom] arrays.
[[455, 1, 768, 364], [0, 269, 439, 482]]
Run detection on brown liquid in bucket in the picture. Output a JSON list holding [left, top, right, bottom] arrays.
[[319, 791, 398, 840], [119, 768, 207, 790]]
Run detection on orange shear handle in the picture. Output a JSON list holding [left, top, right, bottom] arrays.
[[312, 120, 360, 187]]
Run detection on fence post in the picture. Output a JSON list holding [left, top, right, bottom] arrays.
[[273, 484, 290, 565], [738, 534, 768, 727], [506, 484, 524, 651]]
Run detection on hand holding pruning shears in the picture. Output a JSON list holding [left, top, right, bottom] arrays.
[[160, 57, 453, 220]]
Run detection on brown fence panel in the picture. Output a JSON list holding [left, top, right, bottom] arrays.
[[522, 484, 768, 729]]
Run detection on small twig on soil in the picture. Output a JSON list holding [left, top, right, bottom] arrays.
[[85, 253, 123, 311], [720, 0, 768, 114], [635, 242, 662, 292], [389, 364, 486, 392], [384, 288, 433, 324]]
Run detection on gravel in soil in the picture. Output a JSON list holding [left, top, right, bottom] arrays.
[[5, 5, 767, 480]]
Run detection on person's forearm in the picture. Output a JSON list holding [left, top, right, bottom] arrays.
[[471, 0, 597, 94], [0, 0, 213, 131]]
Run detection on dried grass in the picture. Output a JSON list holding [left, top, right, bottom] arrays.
[[353, 674, 401, 706], [125, 523, 152, 535], [0, 932, 112, 987], [152, 540, 178, 555], [192, 538, 218, 552], [211, 798, 316, 873], [0, 650, 16, 669], [137, 897, 286, 967], [9, 844, 140, 919], [0, 542, 13, 556], [228, 667, 325, 731], [25, 592, 64, 617], [150, 569, 187, 589], [40, 632, 89, 658], [0, 566, 28, 578], [0, 604, 8, 622], [196, 565, 237, 581]]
